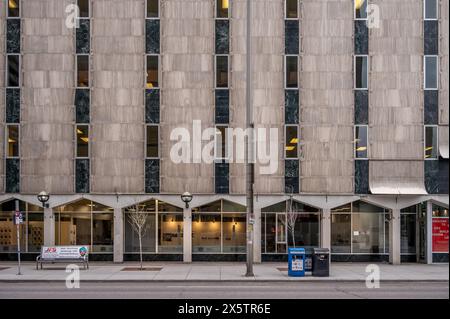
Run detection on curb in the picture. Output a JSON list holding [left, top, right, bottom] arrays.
[[1, 279, 448, 283]]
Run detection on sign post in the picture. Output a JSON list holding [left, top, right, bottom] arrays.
[[14, 199, 23, 275]]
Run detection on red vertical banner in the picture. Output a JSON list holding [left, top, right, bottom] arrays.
[[432, 218, 449, 253]]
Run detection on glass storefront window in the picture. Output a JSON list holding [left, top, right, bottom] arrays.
[[264, 213, 276, 253], [222, 214, 246, 253], [93, 213, 113, 253], [401, 214, 416, 254], [0, 200, 43, 253], [56, 213, 91, 246], [192, 214, 221, 253], [331, 214, 351, 253], [352, 213, 386, 254], [124, 213, 156, 253], [287, 213, 320, 248], [158, 213, 183, 253]]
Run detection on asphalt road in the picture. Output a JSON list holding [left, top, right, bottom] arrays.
[[0, 281, 448, 299]]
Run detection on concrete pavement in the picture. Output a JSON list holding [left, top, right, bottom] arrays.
[[0, 262, 448, 282]]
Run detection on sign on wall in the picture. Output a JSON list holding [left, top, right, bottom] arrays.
[[42, 246, 89, 259], [432, 218, 449, 253]]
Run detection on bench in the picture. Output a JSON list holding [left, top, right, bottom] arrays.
[[36, 246, 89, 270]]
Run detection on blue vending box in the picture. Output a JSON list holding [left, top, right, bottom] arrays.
[[288, 247, 305, 277]]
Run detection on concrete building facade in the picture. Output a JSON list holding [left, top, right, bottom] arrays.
[[0, 0, 448, 264]]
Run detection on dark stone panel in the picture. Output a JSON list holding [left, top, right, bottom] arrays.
[[285, 20, 299, 55], [76, 19, 90, 54], [76, 159, 90, 193], [6, 158, 20, 193], [262, 254, 288, 262], [215, 162, 229, 194], [285, 90, 299, 124], [6, 19, 20, 54], [145, 159, 160, 193], [146, 19, 160, 54], [354, 160, 370, 194], [75, 89, 90, 124], [285, 160, 299, 193], [89, 254, 113, 262], [401, 255, 417, 263], [124, 254, 183, 262], [0, 253, 39, 262], [146, 89, 160, 124], [6, 88, 20, 123], [424, 90, 439, 125], [215, 89, 229, 124], [215, 20, 229, 54], [192, 254, 246, 262], [331, 254, 389, 263], [354, 20, 369, 55], [424, 20, 439, 55], [432, 253, 449, 263], [425, 159, 449, 194], [354, 90, 369, 124]]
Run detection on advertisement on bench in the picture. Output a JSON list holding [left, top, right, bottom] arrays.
[[42, 246, 89, 259]]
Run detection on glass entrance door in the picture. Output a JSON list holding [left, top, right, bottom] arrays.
[[276, 213, 287, 253], [417, 207, 427, 263]]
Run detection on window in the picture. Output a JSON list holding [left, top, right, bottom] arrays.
[[285, 125, 298, 159], [285, 0, 298, 19], [216, 55, 229, 88], [216, 0, 229, 18], [355, 55, 368, 89], [7, 55, 20, 87], [146, 0, 159, 18], [76, 125, 89, 158], [424, 125, 438, 159], [146, 125, 159, 158], [7, 0, 20, 17], [424, 56, 438, 89], [146, 55, 159, 88], [331, 213, 352, 253], [355, 0, 367, 20], [158, 213, 183, 252], [285, 55, 298, 88], [355, 125, 368, 159], [6, 125, 19, 157], [424, 0, 438, 20], [215, 126, 228, 159], [77, 55, 89, 87], [78, 0, 89, 18]]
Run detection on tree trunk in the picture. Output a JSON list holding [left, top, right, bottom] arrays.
[[139, 227, 143, 270]]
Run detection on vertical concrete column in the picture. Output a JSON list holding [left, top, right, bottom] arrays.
[[389, 209, 401, 265], [183, 207, 192, 263], [113, 208, 123, 263], [253, 207, 262, 263], [426, 201, 433, 264], [321, 209, 331, 250], [43, 207, 55, 246]]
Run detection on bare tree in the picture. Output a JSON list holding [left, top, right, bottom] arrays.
[[286, 187, 298, 248], [127, 204, 148, 270]]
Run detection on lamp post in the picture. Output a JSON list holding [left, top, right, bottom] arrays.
[[37, 191, 50, 208], [181, 192, 193, 209]]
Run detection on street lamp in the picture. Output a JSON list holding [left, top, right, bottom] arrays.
[[181, 192, 193, 209], [37, 191, 50, 208]]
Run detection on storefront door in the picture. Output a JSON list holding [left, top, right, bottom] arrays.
[[417, 209, 427, 263]]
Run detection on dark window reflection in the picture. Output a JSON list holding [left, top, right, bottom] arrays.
[[425, 126, 438, 159], [147, 125, 159, 158], [285, 126, 298, 159], [7, 55, 20, 87], [77, 55, 89, 87], [78, 0, 89, 18], [355, 55, 368, 89], [8, 0, 20, 17], [216, 0, 229, 18], [425, 56, 438, 89], [76, 125, 89, 158], [286, 56, 298, 88], [147, 0, 159, 18], [355, 125, 368, 158], [425, 0, 437, 19], [147, 55, 159, 88], [286, 0, 298, 19], [355, 0, 367, 19]]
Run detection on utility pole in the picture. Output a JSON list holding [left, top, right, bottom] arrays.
[[245, 0, 254, 277], [15, 199, 22, 275]]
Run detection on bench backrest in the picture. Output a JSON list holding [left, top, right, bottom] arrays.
[[40, 246, 89, 260]]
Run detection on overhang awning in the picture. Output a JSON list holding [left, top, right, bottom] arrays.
[[369, 161, 428, 195], [439, 126, 449, 159]]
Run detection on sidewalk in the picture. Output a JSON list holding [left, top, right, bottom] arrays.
[[0, 262, 448, 282]]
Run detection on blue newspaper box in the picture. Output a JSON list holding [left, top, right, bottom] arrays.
[[288, 247, 305, 277]]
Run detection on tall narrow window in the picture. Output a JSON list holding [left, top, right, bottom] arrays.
[[424, 56, 438, 89], [285, 56, 298, 88], [424, 126, 438, 159], [7, 0, 20, 17], [285, 0, 298, 19], [6, 125, 19, 158], [147, 0, 159, 18], [355, 0, 367, 20], [77, 55, 89, 87], [424, 0, 438, 20], [355, 55, 368, 89], [146, 125, 159, 158], [216, 0, 229, 18], [285, 126, 299, 159], [78, 0, 89, 18], [355, 125, 368, 159], [7, 55, 20, 87], [216, 55, 229, 88], [146, 55, 159, 88], [215, 126, 228, 160], [76, 125, 89, 158]]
